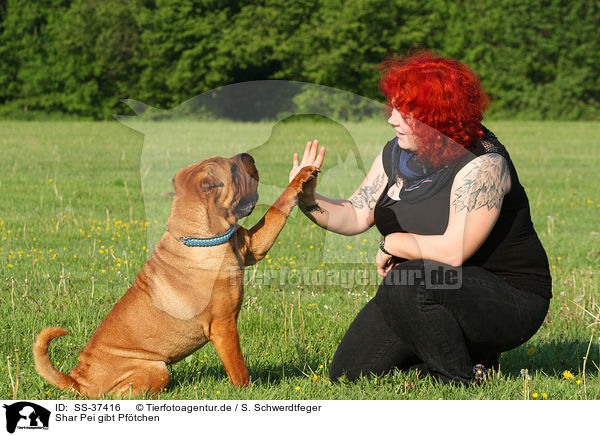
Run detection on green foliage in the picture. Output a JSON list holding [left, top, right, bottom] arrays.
[[292, 0, 439, 100], [437, 0, 600, 120], [0, 0, 598, 119], [45, 0, 143, 118]]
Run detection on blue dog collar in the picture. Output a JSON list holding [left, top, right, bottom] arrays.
[[172, 225, 236, 247]]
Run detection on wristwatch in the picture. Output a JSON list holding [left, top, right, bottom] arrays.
[[379, 236, 392, 256]]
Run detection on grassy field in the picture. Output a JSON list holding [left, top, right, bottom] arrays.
[[0, 119, 599, 400]]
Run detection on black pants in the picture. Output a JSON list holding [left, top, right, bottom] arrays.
[[329, 260, 550, 384]]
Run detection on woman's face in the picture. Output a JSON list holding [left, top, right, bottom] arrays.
[[387, 108, 418, 151]]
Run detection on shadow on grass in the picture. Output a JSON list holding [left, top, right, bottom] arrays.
[[500, 339, 600, 378], [169, 359, 326, 389]]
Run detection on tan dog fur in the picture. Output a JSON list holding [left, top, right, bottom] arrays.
[[33, 153, 317, 397]]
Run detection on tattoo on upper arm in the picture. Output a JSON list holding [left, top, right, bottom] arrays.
[[452, 154, 510, 213], [349, 173, 385, 210]]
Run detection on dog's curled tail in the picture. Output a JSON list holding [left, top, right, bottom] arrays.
[[33, 327, 80, 392]]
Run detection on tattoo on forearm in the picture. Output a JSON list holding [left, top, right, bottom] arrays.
[[349, 173, 384, 210], [452, 154, 510, 213]]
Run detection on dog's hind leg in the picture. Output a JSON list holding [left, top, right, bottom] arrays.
[[209, 319, 249, 386], [115, 361, 170, 398]]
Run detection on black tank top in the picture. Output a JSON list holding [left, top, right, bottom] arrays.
[[374, 128, 552, 298]]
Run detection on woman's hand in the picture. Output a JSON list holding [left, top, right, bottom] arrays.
[[290, 139, 326, 203], [376, 248, 396, 277]]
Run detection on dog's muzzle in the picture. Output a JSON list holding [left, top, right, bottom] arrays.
[[233, 153, 259, 218], [233, 194, 258, 218]]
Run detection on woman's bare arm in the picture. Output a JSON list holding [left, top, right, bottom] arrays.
[[377, 153, 511, 275], [299, 151, 386, 236]]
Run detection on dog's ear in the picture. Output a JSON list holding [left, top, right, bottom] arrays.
[[199, 173, 224, 192]]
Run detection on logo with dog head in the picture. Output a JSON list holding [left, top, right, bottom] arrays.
[[2, 402, 51, 433], [115, 80, 384, 271]]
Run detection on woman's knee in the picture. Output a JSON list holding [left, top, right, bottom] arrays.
[[328, 356, 344, 382], [329, 356, 360, 382]]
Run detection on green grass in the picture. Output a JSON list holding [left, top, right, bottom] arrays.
[[0, 119, 599, 400]]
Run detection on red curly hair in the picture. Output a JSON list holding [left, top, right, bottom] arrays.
[[379, 50, 490, 168]]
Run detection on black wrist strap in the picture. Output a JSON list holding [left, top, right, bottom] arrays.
[[301, 203, 322, 213], [379, 236, 392, 256]]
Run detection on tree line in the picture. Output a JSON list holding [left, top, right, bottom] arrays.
[[0, 0, 598, 120]]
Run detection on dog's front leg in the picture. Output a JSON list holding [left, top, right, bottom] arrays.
[[241, 166, 318, 265], [210, 319, 250, 386]]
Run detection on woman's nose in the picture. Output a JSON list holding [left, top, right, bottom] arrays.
[[388, 109, 400, 125]]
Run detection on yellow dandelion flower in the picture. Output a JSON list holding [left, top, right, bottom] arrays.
[[295, 386, 300, 391], [527, 347, 535, 356], [541, 393, 548, 399], [576, 379, 582, 385], [562, 370, 575, 380], [532, 393, 539, 399]]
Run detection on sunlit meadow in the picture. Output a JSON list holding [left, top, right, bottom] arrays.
[[0, 120, 598, 400]]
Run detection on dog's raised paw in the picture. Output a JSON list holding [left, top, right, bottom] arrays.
[[294, 166, 319, 183]]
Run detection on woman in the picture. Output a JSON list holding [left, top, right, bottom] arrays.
[[288, 51, 552, 384]]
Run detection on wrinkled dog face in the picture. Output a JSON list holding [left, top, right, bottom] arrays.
[[172, 153, 259, 221]]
